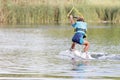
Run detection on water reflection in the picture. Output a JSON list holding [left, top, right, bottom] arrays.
[[72, 60, 89, 71]]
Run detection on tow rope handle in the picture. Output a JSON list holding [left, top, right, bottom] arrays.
[[67, 6, 74, 17], [67, 6, 84, 18], [67, 0, 84, 18]]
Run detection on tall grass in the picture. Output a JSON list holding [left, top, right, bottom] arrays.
[[0, 0, 120, 24]]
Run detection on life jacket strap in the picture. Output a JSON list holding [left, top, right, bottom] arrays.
[[75, 28, 86, 33]]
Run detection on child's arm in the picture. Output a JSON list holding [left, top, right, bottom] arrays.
[[69, 15, 75, 25]]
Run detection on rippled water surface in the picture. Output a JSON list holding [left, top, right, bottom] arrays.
[[0, 24, 120, 80]]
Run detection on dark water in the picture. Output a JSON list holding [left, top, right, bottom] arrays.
[[0, 24, 120, 80]]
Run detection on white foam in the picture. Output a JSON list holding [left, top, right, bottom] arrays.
[[58, 50, 76, 60], [58, 50, 120, 60], [58, 50, 95, 60], [73, 50, 95, 59]]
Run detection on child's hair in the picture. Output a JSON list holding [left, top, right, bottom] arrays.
[[77, 17, 84, 22]]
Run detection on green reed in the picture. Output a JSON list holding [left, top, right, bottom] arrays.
[[0, 0, 120, 24]]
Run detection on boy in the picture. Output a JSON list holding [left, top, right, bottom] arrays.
[[69, 15, 90, 53]]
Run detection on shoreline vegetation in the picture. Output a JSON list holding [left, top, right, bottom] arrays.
[[0, 0, 120, 25]]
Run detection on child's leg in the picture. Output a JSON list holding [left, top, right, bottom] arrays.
[[83, 40, 90, 52], [70, 42, 76, 51]]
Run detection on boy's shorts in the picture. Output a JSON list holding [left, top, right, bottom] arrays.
[[72, 33, 84, 45]]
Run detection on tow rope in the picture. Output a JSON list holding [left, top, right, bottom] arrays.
[[67, 0, 84, 18]]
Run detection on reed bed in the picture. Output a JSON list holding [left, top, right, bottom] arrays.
[[0, 0, 120, 24]]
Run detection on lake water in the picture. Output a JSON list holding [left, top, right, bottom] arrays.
[[0, 24, 120, 80]]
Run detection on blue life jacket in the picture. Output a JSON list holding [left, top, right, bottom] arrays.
[[72, 21, 87, 38]]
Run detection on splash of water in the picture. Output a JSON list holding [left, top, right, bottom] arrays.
[[58, 50, 120, 60]]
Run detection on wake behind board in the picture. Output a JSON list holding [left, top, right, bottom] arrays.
[[72, 50, 94, 59], [59, 50, 94, 60], [59, 50, 119, 60]]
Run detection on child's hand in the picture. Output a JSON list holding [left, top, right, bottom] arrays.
[[70, 15, 73, 18]]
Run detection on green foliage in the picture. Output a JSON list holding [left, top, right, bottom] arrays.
[[0, 0, 120, 24]]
